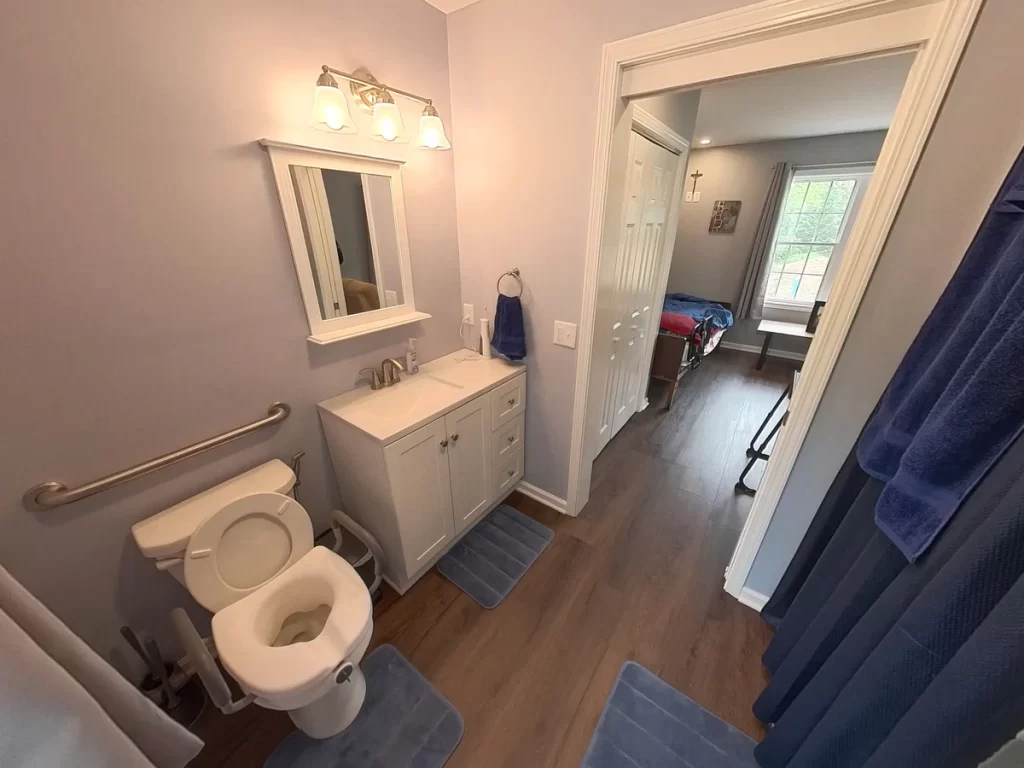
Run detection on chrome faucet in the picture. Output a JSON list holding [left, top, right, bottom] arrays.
[[359, 358, 406, 390], [381, 357, 406, 387]]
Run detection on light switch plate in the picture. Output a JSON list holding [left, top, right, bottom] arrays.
[[694, 191, 702, 202], [554, 320, 578, 348], [462, 303, 474, 325], [684, 191, 693, 203]]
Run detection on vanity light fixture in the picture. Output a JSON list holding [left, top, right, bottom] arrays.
[[416, 103, 451, 150], [310, 65, 449, 150], [310, 68, 356, 134]]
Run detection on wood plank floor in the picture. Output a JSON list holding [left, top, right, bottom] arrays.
[[189, 348, 793, 767]]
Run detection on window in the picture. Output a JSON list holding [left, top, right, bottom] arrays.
[[763, 166, 873, 308]]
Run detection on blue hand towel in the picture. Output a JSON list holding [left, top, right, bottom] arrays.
[[857, 148, 1024, 561], [492, 294, 526, 361]]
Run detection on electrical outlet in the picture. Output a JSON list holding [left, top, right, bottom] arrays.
[[462, 303, 474, 325], [684, 191, 693, 203], [554, 320, 578, 349], [385, 290, 398, 307]]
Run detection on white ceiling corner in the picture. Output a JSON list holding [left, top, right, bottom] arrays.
[[422, 0, 484, 12]]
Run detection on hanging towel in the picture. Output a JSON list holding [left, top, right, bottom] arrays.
[[0, 565, 203, 767], [856, 148, 1024, 562], [492, 294, 526, 361]]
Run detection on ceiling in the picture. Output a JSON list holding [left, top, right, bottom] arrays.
[[422, 0, 482, 12], [681, 53, 915, 148]]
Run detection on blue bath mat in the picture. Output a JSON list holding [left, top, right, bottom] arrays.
[[264, 645, 463, 768], [436, 504, 553, 609], [582, 662, 757, 767]]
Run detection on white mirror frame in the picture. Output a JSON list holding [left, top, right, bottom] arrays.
[[260, 139, 429, 344]]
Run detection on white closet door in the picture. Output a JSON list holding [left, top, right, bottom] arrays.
[[598, 131, 645, 452]]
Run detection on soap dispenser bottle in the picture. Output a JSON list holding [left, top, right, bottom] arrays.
[[405, 338, 420, 375]]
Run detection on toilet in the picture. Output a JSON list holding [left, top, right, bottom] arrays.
[[131, 459, 373, 739]]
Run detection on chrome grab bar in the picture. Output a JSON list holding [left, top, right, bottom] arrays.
[[23, 402, 291, 511]]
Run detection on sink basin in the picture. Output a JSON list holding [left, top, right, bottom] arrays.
[[359, 374, 464, 420]]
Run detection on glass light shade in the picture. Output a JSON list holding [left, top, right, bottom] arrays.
[[416, 114, 451, 150], [310, 84, 356, 133], [370, 100, 409, 144]]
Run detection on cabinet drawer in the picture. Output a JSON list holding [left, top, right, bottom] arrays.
[[494, 447, 524, 498], [491, 374, 526, 430], [492, 414, 524, 466]]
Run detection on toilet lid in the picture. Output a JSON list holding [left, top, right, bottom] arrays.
[[184, 492, 313, 613]]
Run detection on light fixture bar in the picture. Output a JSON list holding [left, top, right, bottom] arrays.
[[324, 66, 432, 105]]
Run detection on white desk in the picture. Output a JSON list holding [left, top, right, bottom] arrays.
[[756, 319, 813, 369]]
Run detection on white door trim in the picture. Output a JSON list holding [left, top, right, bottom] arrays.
[[563, 0, 983, 607]]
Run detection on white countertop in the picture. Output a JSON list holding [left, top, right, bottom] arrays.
[[318, 350, 525, 443]]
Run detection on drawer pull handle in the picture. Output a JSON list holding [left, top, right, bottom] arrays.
[[507, 469, 515, 477], [507, 435, 515, 443], [440, 439, 448, 448], [451, 433, 459, 442], [508, 398, 516, 406]]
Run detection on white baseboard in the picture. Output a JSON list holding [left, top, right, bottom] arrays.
[[720, 341, 806, 362], [516, 481, 569, 515], [736, 586, 770, 612]]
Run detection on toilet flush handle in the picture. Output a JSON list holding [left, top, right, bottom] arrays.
[[335, 662, 355, 685]]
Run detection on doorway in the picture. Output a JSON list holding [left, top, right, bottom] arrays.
[[564, 0, 982, 604]]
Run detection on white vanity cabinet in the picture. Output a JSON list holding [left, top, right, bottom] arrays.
[[319, 352, 526, 593]]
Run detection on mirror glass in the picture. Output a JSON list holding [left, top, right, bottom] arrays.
[[290, 166, 405, 319]]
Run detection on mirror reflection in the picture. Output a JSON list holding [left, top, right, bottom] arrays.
[[290, 166, 405, 319]]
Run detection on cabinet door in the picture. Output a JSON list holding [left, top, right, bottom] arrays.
[[384, 417, 455, 579], [445, 396, 494, 534]]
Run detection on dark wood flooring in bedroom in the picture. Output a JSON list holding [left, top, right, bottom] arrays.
[[190, 348, 794, 767]]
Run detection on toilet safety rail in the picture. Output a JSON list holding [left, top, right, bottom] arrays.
[[23, 402, 291, 511]]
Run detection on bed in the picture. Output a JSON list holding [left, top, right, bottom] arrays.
[[649, 294, 734, 408]]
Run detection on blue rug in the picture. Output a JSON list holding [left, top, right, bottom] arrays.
[[436, 504, 553, 609], [582, 662, 758, 768], [264, 645, 463, 768]]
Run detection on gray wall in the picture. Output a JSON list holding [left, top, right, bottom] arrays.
[[668, 131, 888, 352], [633, 90, 702, 143], [0, 0, 461, 666], [746, 0, 1024, 596]]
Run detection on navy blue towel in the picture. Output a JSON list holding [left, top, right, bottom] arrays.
[[857, 149, 1024, 561], [492, 294, 526, 361]]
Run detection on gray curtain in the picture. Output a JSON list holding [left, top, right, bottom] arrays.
[[736, 161, 791, 320]]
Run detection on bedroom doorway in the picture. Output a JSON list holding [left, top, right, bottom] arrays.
[[565, 0, 980, 604]]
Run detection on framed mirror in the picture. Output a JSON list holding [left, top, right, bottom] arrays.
[[261, 140, 428, 344]]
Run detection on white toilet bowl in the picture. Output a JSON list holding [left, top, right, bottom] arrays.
[[131, 461, 374, 739]]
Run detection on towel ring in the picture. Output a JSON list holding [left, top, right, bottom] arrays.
[[496, 268, 523, 297]]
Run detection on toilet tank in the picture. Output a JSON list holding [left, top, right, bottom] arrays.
[[131, 459, 296, 561]]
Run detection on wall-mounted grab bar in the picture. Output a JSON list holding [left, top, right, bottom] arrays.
[[23, 402, 291, 511]]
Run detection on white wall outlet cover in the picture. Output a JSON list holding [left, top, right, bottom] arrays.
[[462, 303, 474, 324], [684, 191, 693, 202], [554, 320, 578, 349], [385, 290, 398, 307]]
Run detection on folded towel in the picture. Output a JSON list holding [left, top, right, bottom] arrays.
[[857, 148, 1024, 561], [492, 294, 526, 361]]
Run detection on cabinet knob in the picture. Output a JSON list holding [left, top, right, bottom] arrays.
[[507, 435, 515, 443], [508, 397, 516, 406], [507, 469, 515, 477], [440, 439, 449, 448], [451, 433, 459, 442]]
